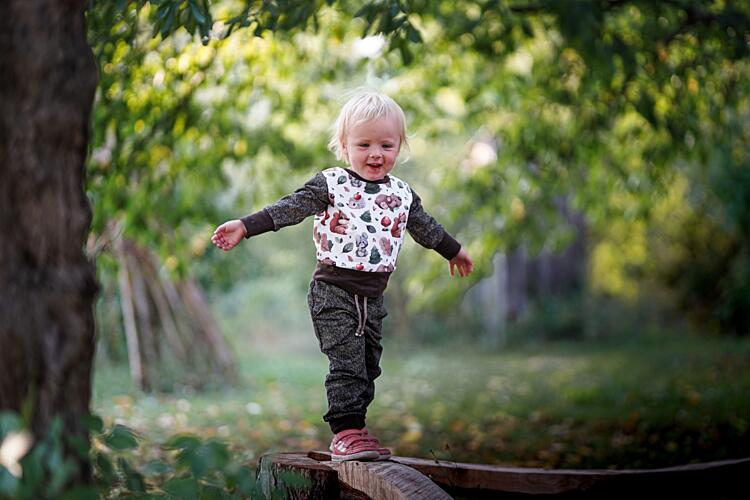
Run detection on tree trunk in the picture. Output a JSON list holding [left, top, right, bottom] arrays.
[[0, 0, 98, 487]]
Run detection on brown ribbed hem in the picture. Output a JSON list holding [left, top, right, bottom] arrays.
[[328, 414, 366, 434], [240, 209, 275, 238], [435, 231, 461, 260], [313, 263, 390, 297]]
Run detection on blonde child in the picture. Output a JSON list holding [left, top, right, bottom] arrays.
[[211, 89, 473, 461]]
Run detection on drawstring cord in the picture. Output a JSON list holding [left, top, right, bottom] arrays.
[[354, 294, 368, 337]]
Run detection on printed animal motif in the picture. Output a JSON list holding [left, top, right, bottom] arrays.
[[347, 192, 366, 210], [330, 211, 349, 234], [319, 233, 330, 252], [374, 194, 402, 210], [314, 167, 413, 272], [321, 257, 335, 265], [390, 212, 407, 238], [355, 232, 369, 257], [379, 237, 393, 256]]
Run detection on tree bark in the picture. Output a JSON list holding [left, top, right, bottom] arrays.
[[0, 0, 98, 486]]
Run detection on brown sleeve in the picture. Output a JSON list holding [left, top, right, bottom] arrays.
[[405, 188, 462, 260], [240, 172, 329, 238]]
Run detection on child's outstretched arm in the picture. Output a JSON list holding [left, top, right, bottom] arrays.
[[406, 189, 474, 277], [211, 172, 330, 251], [211, 220, 247, 252]]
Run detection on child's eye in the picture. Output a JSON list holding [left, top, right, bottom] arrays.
[[383, 144, 393, 149], [358, 143, 369, 148]]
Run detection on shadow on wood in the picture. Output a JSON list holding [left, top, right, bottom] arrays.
[[258, 451, 749, 499]]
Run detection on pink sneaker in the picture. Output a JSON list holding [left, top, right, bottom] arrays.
[[329, 428, 379, 462], [361, 427, 392, 461]]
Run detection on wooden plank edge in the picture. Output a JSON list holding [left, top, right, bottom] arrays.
[[309, 451, 750, 496], [327, 460, 452, 500]]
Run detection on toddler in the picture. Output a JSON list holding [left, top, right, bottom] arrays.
[[211, 89, 473, 461]]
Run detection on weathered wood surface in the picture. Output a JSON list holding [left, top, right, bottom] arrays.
[[257, 452, 349, 500], [308, 451, 750, 498], [389, 454, 750, 497], [327, 459, 452, 500], [258, 451, 450, 499]]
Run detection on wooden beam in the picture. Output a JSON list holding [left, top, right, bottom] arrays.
[[309, 451, 750, 498], [328, 460, 452, 500], [257, 452, 343, 499], [259, 452, 451, 499]]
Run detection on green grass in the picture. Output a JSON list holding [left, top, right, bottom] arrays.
[[93, 331, 750, 470]]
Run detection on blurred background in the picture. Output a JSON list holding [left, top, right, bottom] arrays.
[[86, 0, 750, 470]]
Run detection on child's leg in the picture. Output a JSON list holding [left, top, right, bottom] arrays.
[[307, 280, 386, 433], [360, 299, 386, 410]]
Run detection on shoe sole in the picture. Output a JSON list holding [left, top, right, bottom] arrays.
[[331, 450, 380, 462], [373, 453, 392, 461]]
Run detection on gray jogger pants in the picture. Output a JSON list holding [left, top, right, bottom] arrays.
[[307, 279, 387, 431]]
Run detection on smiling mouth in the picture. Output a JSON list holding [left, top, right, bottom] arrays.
[[366, 163, 383, 168]]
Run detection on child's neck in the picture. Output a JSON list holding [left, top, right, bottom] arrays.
[[344, 167, 390, 184]]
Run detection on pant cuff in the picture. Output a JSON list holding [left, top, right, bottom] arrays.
[[328, 414, 366, 434]]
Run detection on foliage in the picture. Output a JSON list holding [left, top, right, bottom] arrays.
[[0, 410, 300, 499], [85, 0, 750, 337]]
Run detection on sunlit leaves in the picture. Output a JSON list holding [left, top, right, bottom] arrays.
[[86, 1, 750, 325]]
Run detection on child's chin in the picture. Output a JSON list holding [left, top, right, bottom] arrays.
[[364, 167, 386, 180]]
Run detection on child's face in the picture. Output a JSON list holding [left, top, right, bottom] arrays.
[[343, 117, 401, 181]]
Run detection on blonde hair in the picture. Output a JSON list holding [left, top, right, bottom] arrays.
[[328, 88, 409, 163]]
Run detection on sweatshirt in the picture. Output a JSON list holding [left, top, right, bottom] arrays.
[[241, 167, 460, 297]]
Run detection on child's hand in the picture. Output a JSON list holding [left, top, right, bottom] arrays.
[[449, 248, 474, 277], [211, 220, 247, 251]]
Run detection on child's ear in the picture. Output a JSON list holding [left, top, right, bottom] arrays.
[[341, 143, 349, 163]]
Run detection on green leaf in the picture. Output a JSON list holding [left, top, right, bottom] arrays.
[[399, 43, 413, 65], [157, 2, 172, 20], [224, 464, 255, 495], [337, 175, 347, 184], [94, 453, 115, 483], [361, 211, 372, 222], [353, 4, 372, 18], [0, 412, 21, 440], [342, 242, 354, 253], [119, 457, 146, 494], [104, 424, 138, 450], [164, 434, 201, 452], [367, 225, 376, 233], [64, 434, 90, 459], [406, 24, 422, 43], [188, 0, 206, 24], [80, 413, 104, 434], [19, 445, 44, 487], [364, 183, 380, 194], [141, 459, 173, 477], [61, 486, 99, 500], [162, 477, 199, 500], [0, 466, 19, 498], [199, 484, 227, 500]]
